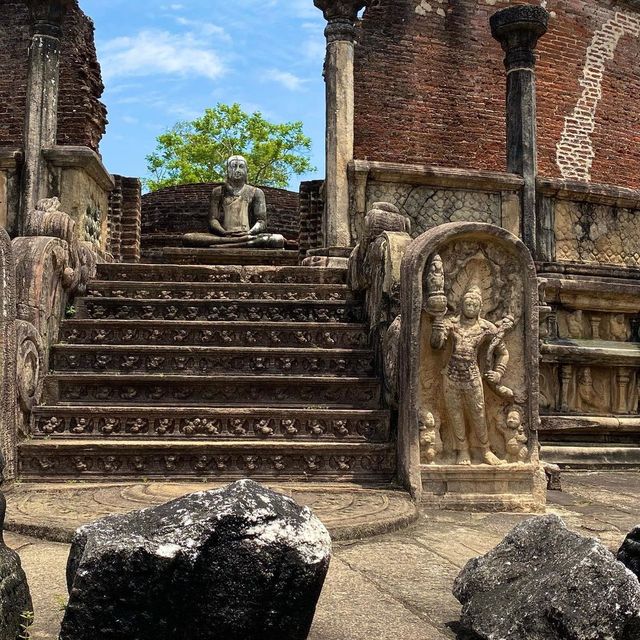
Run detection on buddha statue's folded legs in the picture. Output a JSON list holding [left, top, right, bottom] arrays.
[[183, 232, 285, 249]]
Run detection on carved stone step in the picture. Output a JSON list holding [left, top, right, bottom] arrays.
[[31, 407, 391, 442], [45, 374, 383, 408], [541, 339, 640, 366], [51, 345, 375, 377], [157, 248, 300, 266], [97, 264, 346, 284], [75, 298, 363, 323], [540, 444, 640, 469], [86, 281, 352, 302], [18, 440, 396, 482], [59, 321, 370, 349]]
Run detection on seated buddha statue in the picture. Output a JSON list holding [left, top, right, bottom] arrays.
[[183, 155, 285, 249]]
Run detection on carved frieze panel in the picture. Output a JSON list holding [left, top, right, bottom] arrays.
[[366, 182, 501, 237], [80, 300, 362, 323], [52, 348, 375, 377], [33, 412, 389, 442], [54, 377, 382, 408], [87, 284, 348, 302], [60, 323, 369, 349], [18, 448, 396, 481], [96, 264, 347, 285], [555, 200, 640, 267], [552, 310, 637, 342], [539, 361, 639, 416], [539, 274, 640, 419]]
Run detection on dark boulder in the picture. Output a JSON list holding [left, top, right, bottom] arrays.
[[0, 493, 33, 640], [618, 526, 640, 582], [60, 479, 331, 640], [453, 514, 640, 640]]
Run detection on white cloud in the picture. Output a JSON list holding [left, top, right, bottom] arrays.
[[264, 68, 307, 91], [100, 30, 225, 81], [175, 17, 231, 42], [122, 115, 139, 124], [302, 35, 325, 61], [290, 0, 322, 19]]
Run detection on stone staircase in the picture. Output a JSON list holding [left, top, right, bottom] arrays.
[[18, 253, 395, 483]]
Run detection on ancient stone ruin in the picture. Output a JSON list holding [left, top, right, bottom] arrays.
[[0, 492, 32, 640], [454, 515, 640, 640], [0, 0, 639, 511], [3, 0, 640, 637], [61, 480, 331, 640]]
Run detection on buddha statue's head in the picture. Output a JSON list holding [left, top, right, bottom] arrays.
[[227, 155, 248, 186]]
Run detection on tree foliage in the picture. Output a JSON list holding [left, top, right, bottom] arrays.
[[144, 103, 315, 191]]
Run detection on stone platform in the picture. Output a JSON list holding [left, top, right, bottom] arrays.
[[421, 463, 547, 512], [3, 482, 418, 542], [10, 471, 640, 640]]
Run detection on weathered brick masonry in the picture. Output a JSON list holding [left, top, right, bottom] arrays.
[[299, 180, 325, 256], [0, 0, 106, 150], [109, 176, 142, 262], [0, 2, 31, 148], [56, 3, 107, 150], [354, 0, 640, 188]]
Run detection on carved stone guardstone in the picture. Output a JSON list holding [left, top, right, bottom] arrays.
[[0, 229, 17, 479], [398, 222, 546, 510]]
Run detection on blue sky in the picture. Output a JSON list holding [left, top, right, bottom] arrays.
[[80, 0, 327, 189]]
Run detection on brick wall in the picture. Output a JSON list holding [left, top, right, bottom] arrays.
[[140, 183, 300, 257], [354, 0, 640, 189], [109, 176, 141, 263], [57, 4, 108, 150], [0, 2, 30, 148], [0, 0, 106, 150], [107, 178, 123, 261]]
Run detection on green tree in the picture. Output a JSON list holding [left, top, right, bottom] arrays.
[[144, 103, 315, 191]]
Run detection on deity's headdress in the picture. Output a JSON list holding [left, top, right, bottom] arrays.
[[463, 284, 483, 303]]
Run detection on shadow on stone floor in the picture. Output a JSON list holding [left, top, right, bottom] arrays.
[[446, 621, 483, 640]]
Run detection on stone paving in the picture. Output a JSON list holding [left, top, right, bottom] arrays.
[[4, 482, 418, 542], [7, 471, 640, 640]]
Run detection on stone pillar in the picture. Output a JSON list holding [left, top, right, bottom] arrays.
[[490, 5, 548, 259], [21, 0, 71, 230], [314, 0, 367, 250]]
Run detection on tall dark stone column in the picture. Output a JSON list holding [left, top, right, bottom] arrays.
[[314, 0, 367, 251], [490, 5, 548, 259], [21, 0, 71, 230]]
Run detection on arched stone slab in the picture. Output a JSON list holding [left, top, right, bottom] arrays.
[[398, 222, 545, 510]]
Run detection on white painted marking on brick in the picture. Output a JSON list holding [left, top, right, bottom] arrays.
[[556, 11, 640, 181]]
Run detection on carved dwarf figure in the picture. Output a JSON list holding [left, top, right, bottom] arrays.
[[183, 155, 285, 249], [430, 285, 510, 466], [498, 410, 528, 463], [418, 410, 439, 465]]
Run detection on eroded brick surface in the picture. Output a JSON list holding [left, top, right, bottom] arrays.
[[354, 0, 640, 188]]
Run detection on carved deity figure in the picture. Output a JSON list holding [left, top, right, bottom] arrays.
[[567, 310, 583, 339], [183, 156, 285, 249], [498, 410, 528, 463], [430, 284, 511, 466], [609, 314, 629, 342]]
